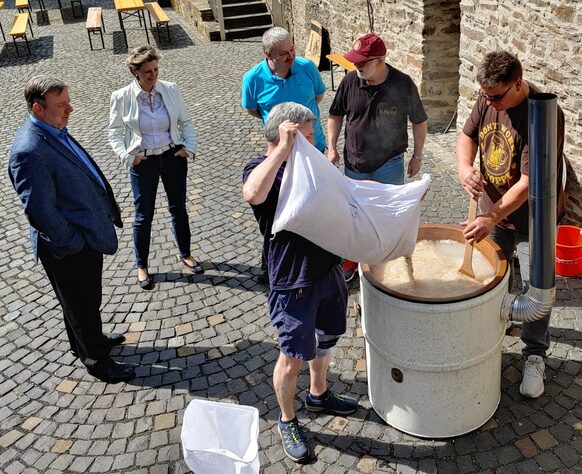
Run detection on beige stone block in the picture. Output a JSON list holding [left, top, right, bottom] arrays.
[[243, 219, 255, 228], [356, 456, 377, 473], [154, 413, 176, 431], [0, 430, 24, 448], [56, 380, 77, 394], [208, 314, 225, 326], [231, 212, 243, 219], [21, 417, 43, 431], [531, 429, 558, 449], [129, 322, 146, 332], [178, 346, 197, 357], [480, 418, 498, 431], [123, 332, 141, 344], [355, 327, 364, 338], [51, 439, 73, 453], [175, 323, 192, 337], [515, 437, 538, 458], [355, 359, 367, 372], [328, 417, 348, 432]]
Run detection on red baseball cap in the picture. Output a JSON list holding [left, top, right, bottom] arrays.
[[343, 33, 387, 64]]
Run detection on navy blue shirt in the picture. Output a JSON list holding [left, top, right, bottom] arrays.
[[243, 156, 341, 290]]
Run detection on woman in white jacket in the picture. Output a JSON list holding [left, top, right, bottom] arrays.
[[109, 45, 203, 290]]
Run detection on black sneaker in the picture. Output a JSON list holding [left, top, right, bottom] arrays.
[[305, 390, 358, 415], [277, 417, 310, 463]]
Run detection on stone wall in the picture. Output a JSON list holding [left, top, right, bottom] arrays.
[[458, 0, 581, 162], [265, 0, 580, 161]]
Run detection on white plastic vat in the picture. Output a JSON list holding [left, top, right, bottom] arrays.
[[359, 224, 509, 438]]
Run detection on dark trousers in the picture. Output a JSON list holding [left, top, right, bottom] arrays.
[[38, 242, 109, 367], [129, 148, 191, 268]]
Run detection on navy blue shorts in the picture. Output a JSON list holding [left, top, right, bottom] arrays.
[[267, 265, 348, 361]]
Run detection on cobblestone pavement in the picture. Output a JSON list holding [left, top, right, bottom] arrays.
[[0, 2, 581, 473]]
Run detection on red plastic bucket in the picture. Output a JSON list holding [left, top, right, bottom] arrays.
[[555, 225, 582, 277]]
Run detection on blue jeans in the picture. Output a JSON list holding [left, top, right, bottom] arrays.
[[344, 153, 405, 185], [129, 147, 191, 269], [489, 225, 550, 358]]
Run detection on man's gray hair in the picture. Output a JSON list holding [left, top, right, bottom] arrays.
[[24, 75, 68, 113], [262, 26, 291, 52], [264, 102, 316, 143]]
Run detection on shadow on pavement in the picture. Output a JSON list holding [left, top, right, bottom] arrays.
[[0, 35, 54, 65]]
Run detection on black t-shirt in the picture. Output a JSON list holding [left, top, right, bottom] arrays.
[[329, 64, 428, 173], [242, 156, 341, 290]]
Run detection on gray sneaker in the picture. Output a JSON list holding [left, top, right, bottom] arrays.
[[519, 355, 545, 398]]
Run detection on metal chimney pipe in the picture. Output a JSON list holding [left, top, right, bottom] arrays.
[[501, 93, 558, 322]]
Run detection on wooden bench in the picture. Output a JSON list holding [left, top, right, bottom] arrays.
[[15, 0, 33, 26], [326, 53, 356, 91], [86, 7, 105, 50], [10, 12, 33, 56], [145, 2, 170, 43]]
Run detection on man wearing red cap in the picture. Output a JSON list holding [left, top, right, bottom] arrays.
[[327, 33, 428, 281]]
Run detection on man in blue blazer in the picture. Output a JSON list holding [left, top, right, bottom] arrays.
[[9, 75, 135, 383]]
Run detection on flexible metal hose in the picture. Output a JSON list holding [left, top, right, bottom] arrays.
[[501, 286, 555, 323]]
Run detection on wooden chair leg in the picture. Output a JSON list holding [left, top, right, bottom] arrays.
[[99, 28, 104, 48], [0, 21, 5, 42], [87, 29, 93, 50], [166, 22, 170, 42], [24, 34, 30, 54]]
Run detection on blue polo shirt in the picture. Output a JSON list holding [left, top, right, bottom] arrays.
[[241, 57, 326, 151]]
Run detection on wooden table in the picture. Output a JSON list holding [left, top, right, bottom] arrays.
[[326, 54, 356, 91], [114, 0, 149, 48]]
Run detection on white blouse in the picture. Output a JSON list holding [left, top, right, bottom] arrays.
[[137, 87, 172, 151]]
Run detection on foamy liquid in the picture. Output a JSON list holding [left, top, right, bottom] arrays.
[[373, 239, 496, 299]]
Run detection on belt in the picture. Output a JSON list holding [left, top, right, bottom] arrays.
[[143, 143, 174, 156]]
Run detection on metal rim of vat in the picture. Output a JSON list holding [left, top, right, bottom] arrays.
[[360, 224, 508, 304]]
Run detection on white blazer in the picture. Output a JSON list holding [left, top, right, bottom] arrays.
[[108, 79, 197, 170]]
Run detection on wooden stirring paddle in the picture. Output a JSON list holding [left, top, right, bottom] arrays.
[[459, 177, 480, 280]]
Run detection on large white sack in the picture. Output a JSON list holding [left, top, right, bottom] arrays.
[[271, 133, 431, 264]]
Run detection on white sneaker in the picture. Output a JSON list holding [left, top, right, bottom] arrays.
[[519, 355, 545, 398]]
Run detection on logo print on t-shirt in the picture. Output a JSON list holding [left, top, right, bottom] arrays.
[[377, 103, 398, 117], [479, 123, 515, 185]]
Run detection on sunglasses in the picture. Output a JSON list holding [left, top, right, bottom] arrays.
[[354, 57, 381, 68], [479, 85, 512, 103]]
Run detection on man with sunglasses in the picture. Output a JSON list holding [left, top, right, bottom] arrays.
[[457, 50, 566, 398], [327, 33, 428, 281]]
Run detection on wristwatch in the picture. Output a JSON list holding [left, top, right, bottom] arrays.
[[412, 154, 424, 161]]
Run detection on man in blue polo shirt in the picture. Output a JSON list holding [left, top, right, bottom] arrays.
[[242, 26, 326, 152], [242, 26, 327, 285]]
